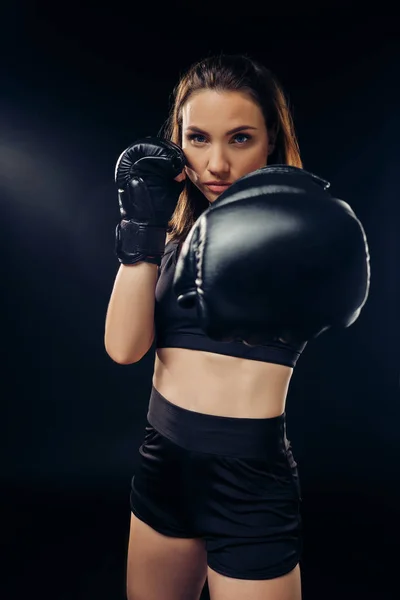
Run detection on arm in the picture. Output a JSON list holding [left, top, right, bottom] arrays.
[[104, 136, 185, 364], [104, 260, 159, 364]]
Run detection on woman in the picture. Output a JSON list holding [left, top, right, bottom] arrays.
[[106, 54, 305, 600]]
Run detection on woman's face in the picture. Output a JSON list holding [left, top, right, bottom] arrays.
[[181, 89, 274, 203]]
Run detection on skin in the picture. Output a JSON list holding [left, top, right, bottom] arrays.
[[158, 89, 292, 422], [149, 90, 301, 598], [174, 89, 275, 200]]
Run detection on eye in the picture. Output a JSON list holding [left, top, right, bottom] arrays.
[[232, 133, 252, 144], [187, 134, 207, 144]]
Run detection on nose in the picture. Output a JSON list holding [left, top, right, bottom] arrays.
[[206, 144, 230, 176]]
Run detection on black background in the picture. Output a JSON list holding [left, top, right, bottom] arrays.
[[2, 6, 399, 599]]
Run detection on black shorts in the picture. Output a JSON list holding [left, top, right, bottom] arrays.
[[130, 386, 303, 580]]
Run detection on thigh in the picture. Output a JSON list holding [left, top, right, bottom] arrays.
[[208, 562, 302, 600], [126, 512, 208, 600], [201, 451, 303, 581]]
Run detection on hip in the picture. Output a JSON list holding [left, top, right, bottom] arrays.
[[145, 385, 301, 503]]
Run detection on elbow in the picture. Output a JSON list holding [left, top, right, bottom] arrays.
[[110, 353, 139, 365], [104, 334, 155, 365], [104, 345, 141, 365]]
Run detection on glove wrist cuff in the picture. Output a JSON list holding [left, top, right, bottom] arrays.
[[115, 220, 166, 266]]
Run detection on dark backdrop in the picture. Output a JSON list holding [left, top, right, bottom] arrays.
[[2, 8, 399, 600]]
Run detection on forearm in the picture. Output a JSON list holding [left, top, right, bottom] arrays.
[[104, 261, 158, 364]]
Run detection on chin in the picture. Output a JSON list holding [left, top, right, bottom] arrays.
[[205, 190, 224, 203]]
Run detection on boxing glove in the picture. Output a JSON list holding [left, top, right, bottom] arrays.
[[173, 165, 370, 346], [114, 137, 186, 265]]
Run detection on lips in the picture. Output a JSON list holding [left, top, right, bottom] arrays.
[[204, 184, 231, 194]]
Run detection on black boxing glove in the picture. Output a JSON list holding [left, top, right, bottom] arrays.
[[173, 165, 370, 346], [114, 137, 186, 266]]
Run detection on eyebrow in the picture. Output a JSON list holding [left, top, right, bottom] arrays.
[[185, 125, 258, 135]]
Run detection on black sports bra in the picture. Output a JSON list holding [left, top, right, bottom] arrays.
[[154, 240, 306, 368]]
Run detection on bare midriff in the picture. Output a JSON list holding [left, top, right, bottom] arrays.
[[152, 347, 294, 419]]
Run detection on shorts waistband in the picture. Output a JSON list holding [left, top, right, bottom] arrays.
[[147, 386, 289, 459]]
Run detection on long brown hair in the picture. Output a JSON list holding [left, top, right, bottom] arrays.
[[160, 53, 303, 244]]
